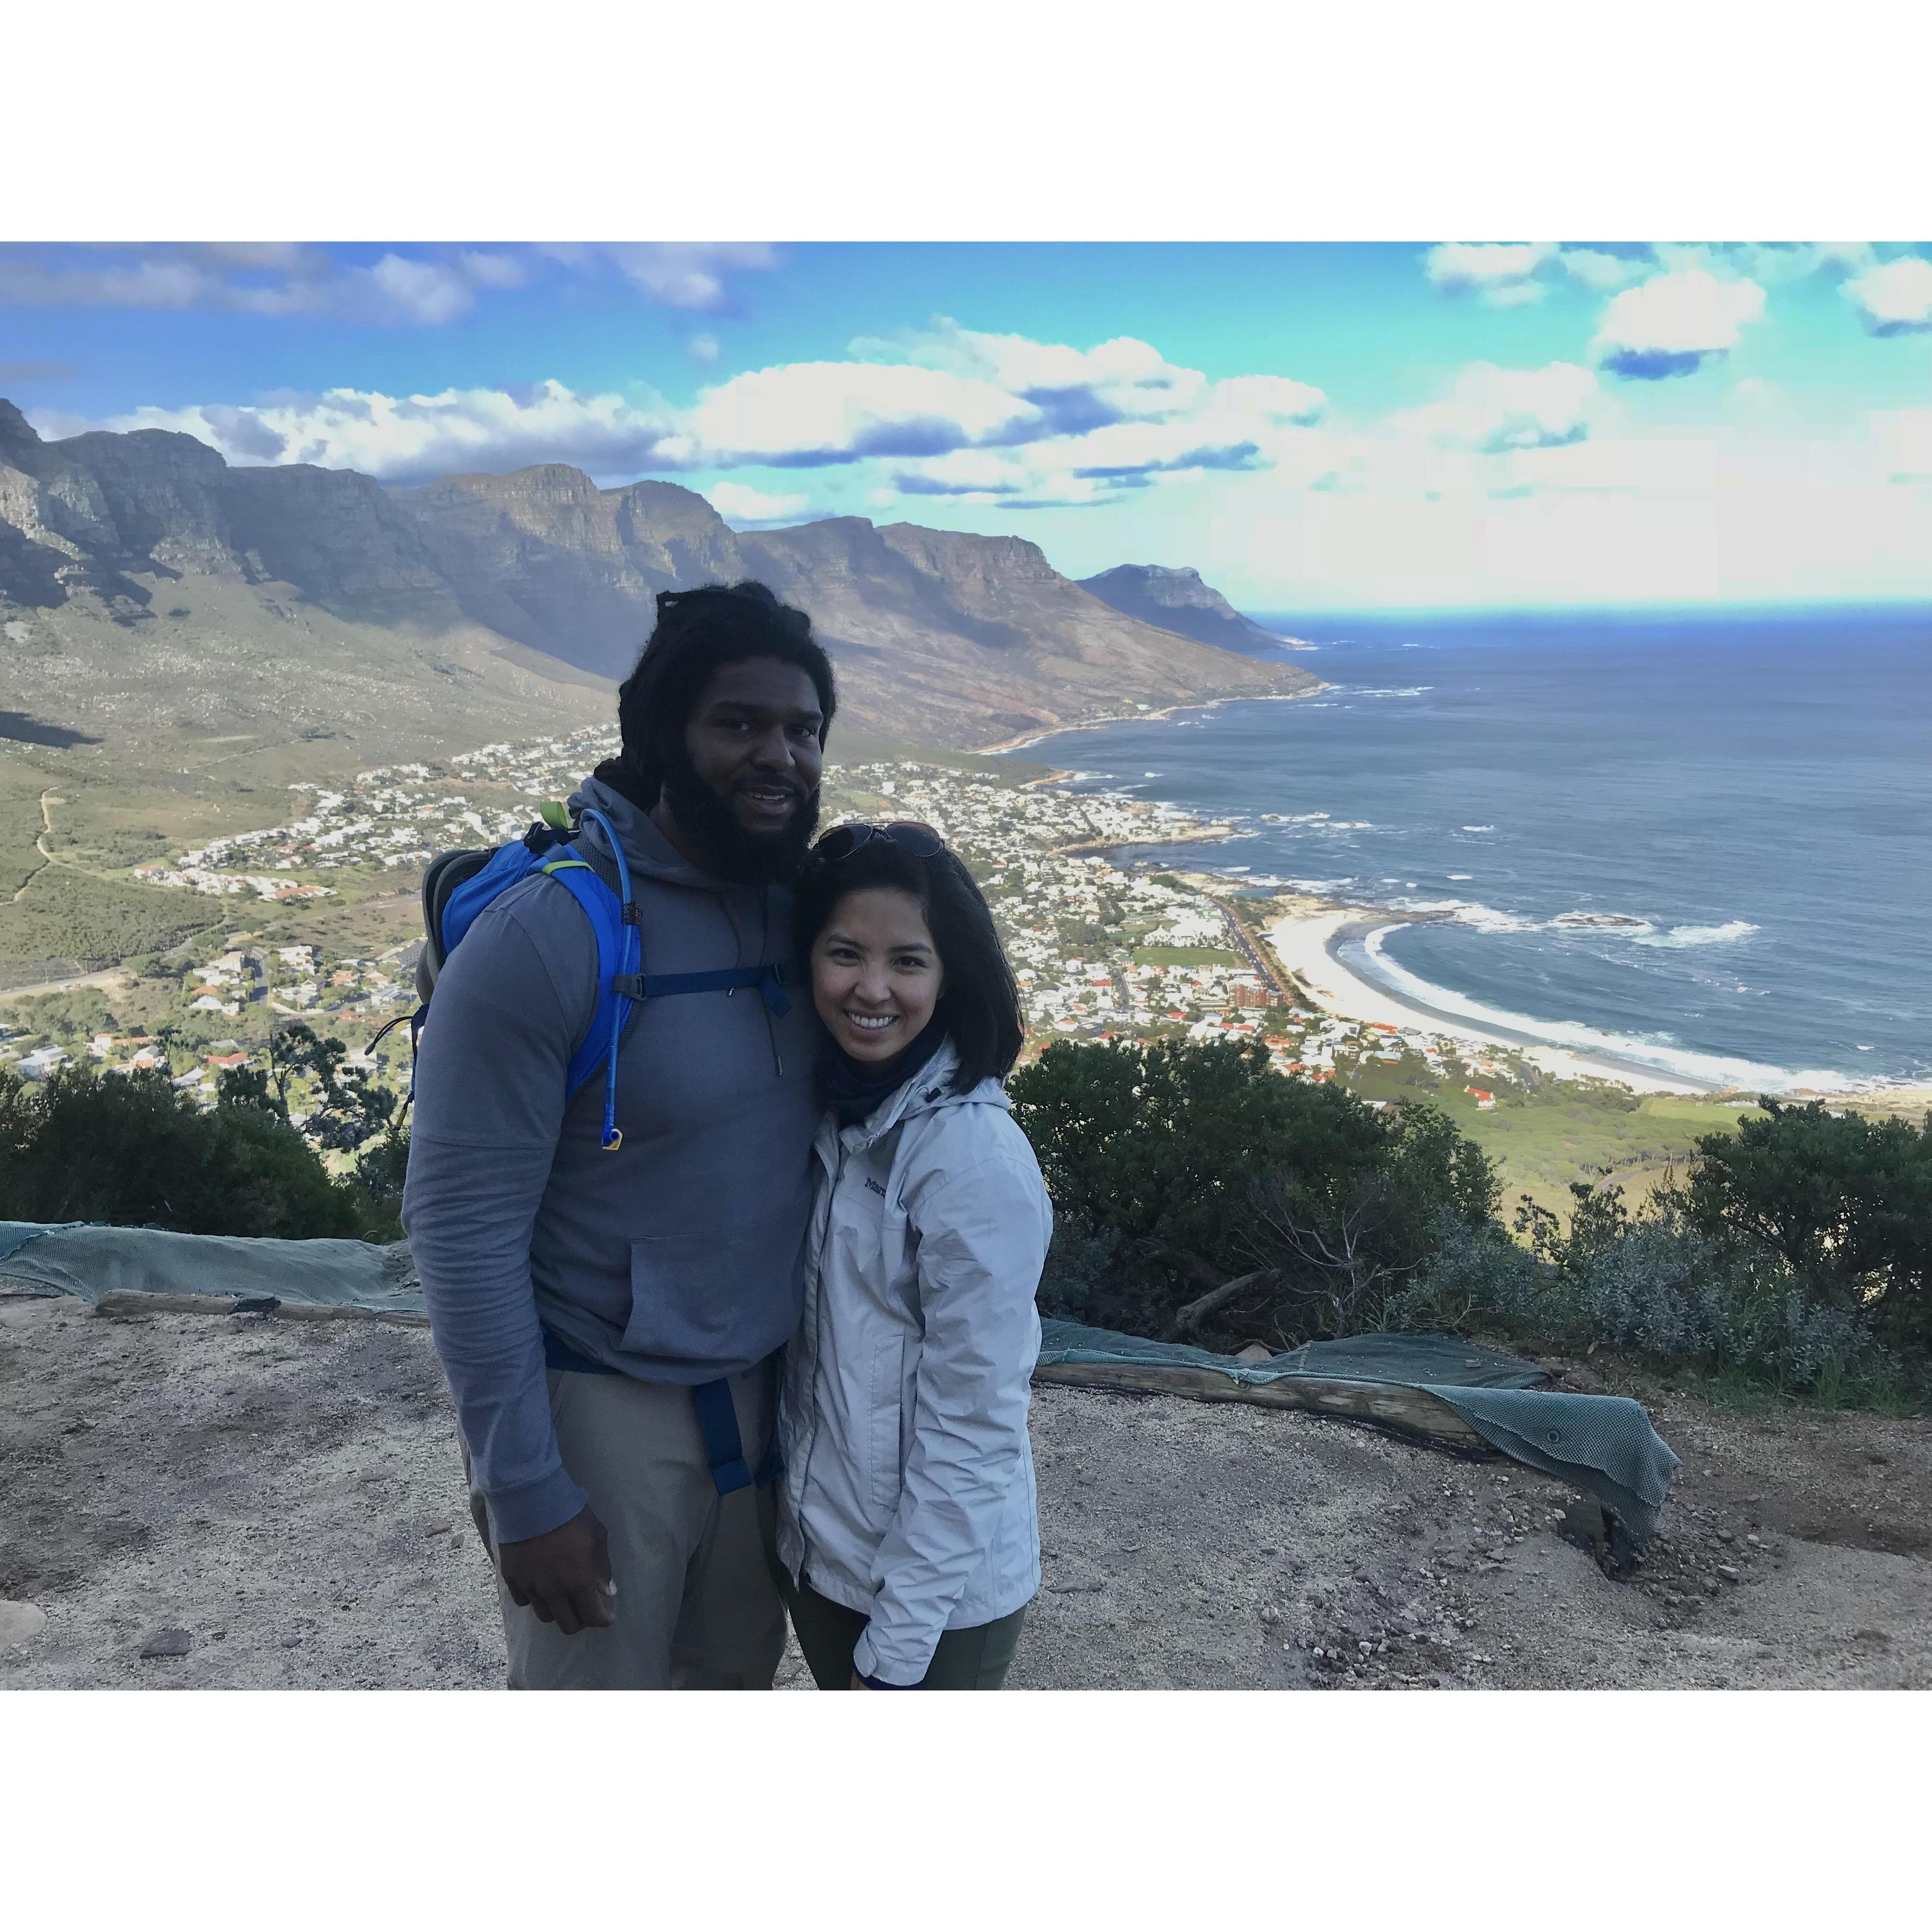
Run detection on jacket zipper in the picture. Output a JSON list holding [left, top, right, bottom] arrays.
[[794, 1135, 845, 1584]]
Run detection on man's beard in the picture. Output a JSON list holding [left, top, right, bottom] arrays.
[[659, 743, 820, 886]]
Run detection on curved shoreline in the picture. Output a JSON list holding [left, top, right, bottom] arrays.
[[975, 682, 1324, 758], [990, 697, 1925, 1107], [1265, 908, 1723, 1095], [1336, 918, 1727, 1093]]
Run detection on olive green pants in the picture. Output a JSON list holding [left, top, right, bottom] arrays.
[[780, 1573, 1025, 1690]]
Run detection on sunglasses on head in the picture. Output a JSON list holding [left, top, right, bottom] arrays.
[[813, 820, 947, 863]]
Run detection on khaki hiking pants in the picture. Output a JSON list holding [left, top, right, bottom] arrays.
[[464, 1358, 786, 1690]]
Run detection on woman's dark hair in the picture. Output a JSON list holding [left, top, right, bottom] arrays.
[[794, 831, 1024, 1092], [596, 581, 837, 808]]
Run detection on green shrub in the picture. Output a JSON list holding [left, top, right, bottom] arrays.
[[1011, 1037, 1497, 1350], [0, 1063, 369, 1240], [1684, 1099, 1930, 1356], [351, 1125, 411, 1243], [1405, 1185, 1900, 1399]]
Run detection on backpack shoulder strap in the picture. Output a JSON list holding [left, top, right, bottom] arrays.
[[538, 857, 632, 1105]]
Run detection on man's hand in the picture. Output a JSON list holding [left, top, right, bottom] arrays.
[[497, 1505, 617, 1635]]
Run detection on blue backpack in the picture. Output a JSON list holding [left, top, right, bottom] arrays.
[[414, 802, 794, 1150], [409, 800, 790, 1495]]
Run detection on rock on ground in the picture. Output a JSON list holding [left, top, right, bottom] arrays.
[[2, 1294, 1928, 1690]]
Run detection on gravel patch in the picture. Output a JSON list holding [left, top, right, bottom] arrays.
[[3, 1294, 1926, 1690]]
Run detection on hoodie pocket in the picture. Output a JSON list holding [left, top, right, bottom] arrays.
[[868, 1332, 907, 1514], [622, 1215, 803, 1368]]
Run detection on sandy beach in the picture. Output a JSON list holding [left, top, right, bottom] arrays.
[[1263, 904, 1932, 1111], [977, 684, 1323, 759], [1264, 906, 1717, 1095]]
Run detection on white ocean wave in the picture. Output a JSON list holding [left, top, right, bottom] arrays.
[[1347, 686, 1434, 698], [1447, 873, 1473, 880], [1357, 925, 1852, 1093], [1632, 920, 1760, 949], [1442, 901, 1539, 934], [1461, 825, 1495, 833]]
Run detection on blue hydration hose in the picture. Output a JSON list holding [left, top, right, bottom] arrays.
[[576, 805, 636, 1153]]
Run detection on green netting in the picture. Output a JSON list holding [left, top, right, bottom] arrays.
[[0, 1220, 419, 1314], [1039, 1318, 1678, 1551]]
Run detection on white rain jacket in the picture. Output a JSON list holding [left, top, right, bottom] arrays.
[[776, 1037, 1052, 1686]]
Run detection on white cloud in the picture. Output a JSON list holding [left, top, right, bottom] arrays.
[[459, 251, 527, 291], [868, 352, 1328, 506], [359, 255, 475, 325], [1206, 373, 1328, 427], [68, 380, 679, 482], [1714, 241, 1874, 287], [888, 449, 1035, 498], [0, 242, 781, 324], [680, 360, 1042, 466], [1392, 361, 1599, 453], [1424, 242, 1555, 305], [858, 318, 1216, 432], [1729, 376, 1786, 419], [1844, 255, 1932, 335], [1557, 248, 1651, 292], [688, 332, 722, 365], [596, 243, 778, 311], [38, 324, 1332, 495], [708, 481, 814, 524], [1592, 270, 1767, 379], [1873, 406, 1932, 480], [0, 247, 500, 325]]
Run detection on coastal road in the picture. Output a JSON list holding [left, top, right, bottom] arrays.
[[1204, 894, 1293, 1002]]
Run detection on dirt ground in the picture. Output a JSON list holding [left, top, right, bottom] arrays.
[[2, 1291, 1928, 1690]]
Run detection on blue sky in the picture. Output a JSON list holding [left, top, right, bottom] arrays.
[[5, 240, 1930, 609]]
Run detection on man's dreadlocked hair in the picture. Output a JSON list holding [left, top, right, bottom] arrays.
[[593, 581, 837, 811]]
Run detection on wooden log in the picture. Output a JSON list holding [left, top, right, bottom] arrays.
[[92, 1290, 428, 1329], [1033, 1358, 1491, 1450]]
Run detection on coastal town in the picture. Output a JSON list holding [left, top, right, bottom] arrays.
[[0, 726, 1523, 1116]]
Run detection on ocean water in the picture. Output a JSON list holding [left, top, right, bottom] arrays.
[[1011, 607, 1932, 1094]]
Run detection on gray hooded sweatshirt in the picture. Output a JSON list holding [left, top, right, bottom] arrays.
[[401, 775, 823, 1544]]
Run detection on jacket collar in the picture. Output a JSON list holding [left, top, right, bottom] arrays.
[[828, 1037, 1012, 1155]]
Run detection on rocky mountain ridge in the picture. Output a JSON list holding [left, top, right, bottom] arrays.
[[1, 401, 1313, 750], [1077, 563, 1306, 657]]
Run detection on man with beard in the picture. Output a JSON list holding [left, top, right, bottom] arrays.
[[403, 582, 834, 1689]]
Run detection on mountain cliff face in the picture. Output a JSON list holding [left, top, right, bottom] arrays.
[[0, 401, 453, 620], [0, 402, 1314, 750], [389, 467, 748, 676], [1077, 563, 1303, 657]]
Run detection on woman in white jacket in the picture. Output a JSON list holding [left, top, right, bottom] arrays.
[[776, 821, 1051, 1690]]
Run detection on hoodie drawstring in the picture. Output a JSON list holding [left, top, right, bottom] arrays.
[[718, 891, 786, 1080]]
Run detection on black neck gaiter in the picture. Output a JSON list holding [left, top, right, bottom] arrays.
[[819, 1022, 949, 1128]]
